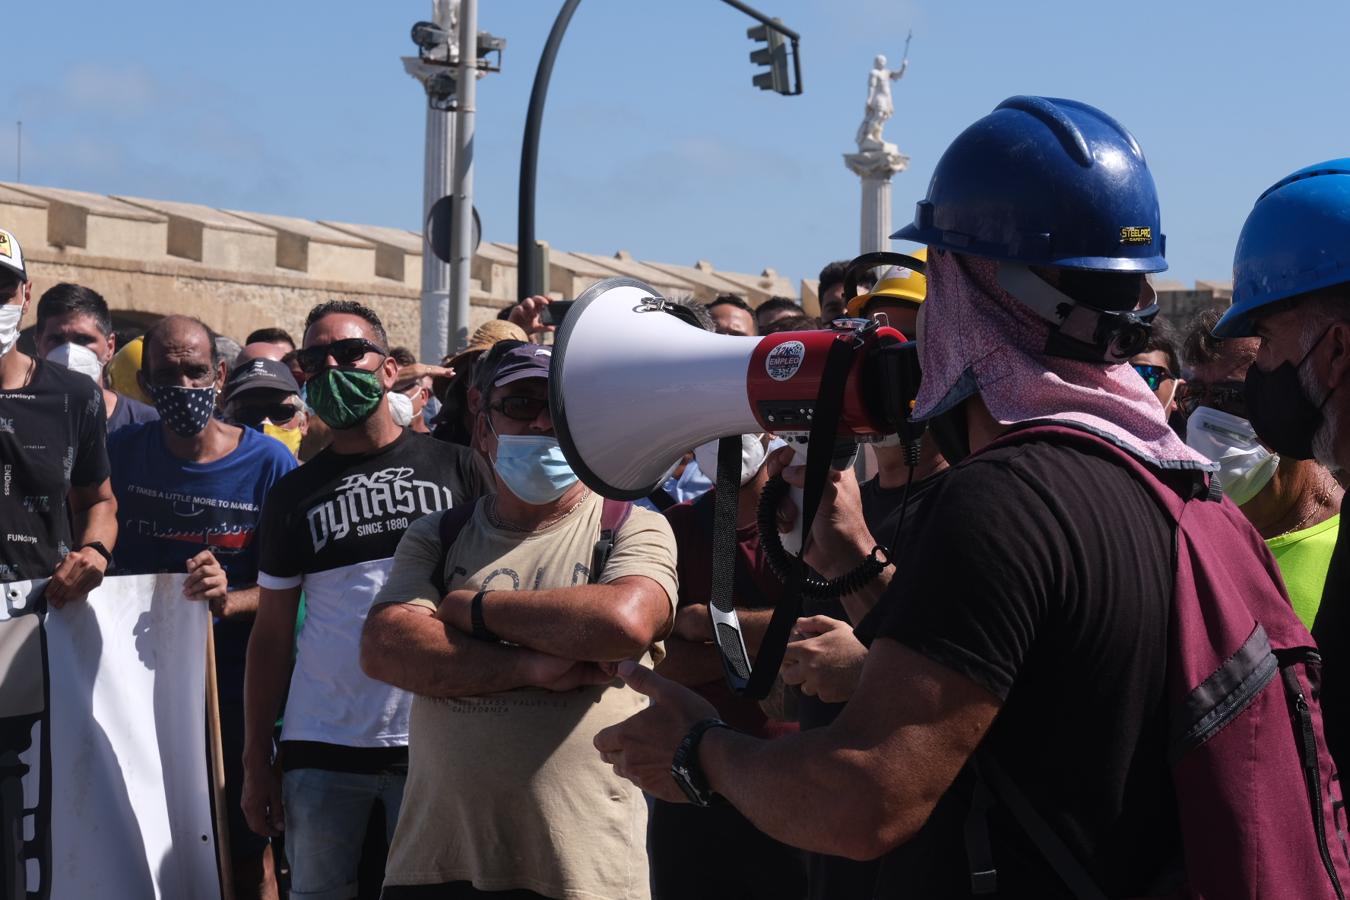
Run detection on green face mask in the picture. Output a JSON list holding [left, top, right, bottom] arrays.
[[306, 368, 385, 430]]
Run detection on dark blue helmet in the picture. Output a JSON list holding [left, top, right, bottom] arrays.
[[1215, 159, 1350, 338], [893, 96, 1167, 274]]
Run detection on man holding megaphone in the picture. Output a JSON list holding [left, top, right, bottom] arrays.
[[594, 97, 1348, 898], [362, 340, 678, 900]]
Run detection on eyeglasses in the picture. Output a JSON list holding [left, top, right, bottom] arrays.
[[294, 339, 386, 375], [231, 403, 299, 428], [489, 395, 549, 422], [1131, 363, 1176, 392], [1177, 380, 1247, 418]]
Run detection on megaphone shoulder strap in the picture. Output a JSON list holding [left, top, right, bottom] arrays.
[[711, 335, 860, 698]]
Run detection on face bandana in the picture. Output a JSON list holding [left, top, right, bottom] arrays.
[[46, 342, 104, 384], [1185, 406, 1279, 506], [492, 431, 580, 505], [692, 434, 770, 487], [1244, 329, 1333, 461], [306, 368, 385, 430], [0, 304, 21, 358], [149, 384, 218, 437]]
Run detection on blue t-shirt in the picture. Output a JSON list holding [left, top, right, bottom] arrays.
[[106, 392, 159, 434], [107, 422, 297, 585]]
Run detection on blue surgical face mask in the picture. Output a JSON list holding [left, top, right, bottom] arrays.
[[492, 431, 579, 505]]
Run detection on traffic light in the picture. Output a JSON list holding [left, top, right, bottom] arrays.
[[747, 19, 790, 94]]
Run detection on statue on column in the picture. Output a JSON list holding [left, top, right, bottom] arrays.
[[855, 32, 912, 152]]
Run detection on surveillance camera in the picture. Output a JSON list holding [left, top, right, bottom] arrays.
[[411, 20, 448, 51]]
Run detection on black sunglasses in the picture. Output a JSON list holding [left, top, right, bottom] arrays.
[[1177, 380, 1247, 418], [295, 339, 386, 375], [489, 395, 549, 422], [1130, 363, 1176, 392], [231, 403, 299, 428]]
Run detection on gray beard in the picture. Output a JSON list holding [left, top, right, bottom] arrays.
[[1298, 359, 1342, 473]]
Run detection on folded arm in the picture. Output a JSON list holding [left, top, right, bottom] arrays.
[[436, 575, 672, 661]]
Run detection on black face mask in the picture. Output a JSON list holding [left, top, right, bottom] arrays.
[[927, 400, 971, 464], [1244, 329, 1331, 461]]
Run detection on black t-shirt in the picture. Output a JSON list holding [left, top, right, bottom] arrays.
[[796, 470, 945, 731], [256, 431, 491, 768], [0, 358, 108, 582], [257, 431, 491, 582], [1313, 524, 1350, 776], [872, 439, 1180, 898]]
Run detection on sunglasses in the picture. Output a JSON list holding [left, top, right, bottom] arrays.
[[489, 395, 549, 422], [231, 403, 299, 428], [294, 338, 386, 375], [1177, 380, 1247, 418], [1131, 363, 1176, 392]]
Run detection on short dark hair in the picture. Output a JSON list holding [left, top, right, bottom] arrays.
[[1182, 304, 1255, 373], [36, 283, 111, 337], [389, 346, 417, 367], [819, 260, 876, 298], [760, 314, 822, 335], [1141, 314, 1181, 374], [708, 293, 752, 314], [756, 296, 803, 318], [304, 300, 389, 351], [141, 315, 221, 370], [245, 327, 296, 350]]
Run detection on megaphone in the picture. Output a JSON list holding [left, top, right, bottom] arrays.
[[549, 277, 917, 501]]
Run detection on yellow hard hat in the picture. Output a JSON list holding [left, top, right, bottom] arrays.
[[108, 335, 151, 404], [846, 247, 927, 317]]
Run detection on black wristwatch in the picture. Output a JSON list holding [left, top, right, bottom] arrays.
[[671, 717, 730, 807], [77, 542, 112, 565]]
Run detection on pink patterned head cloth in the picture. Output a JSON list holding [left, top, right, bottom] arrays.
[[914, 249, 1214, 471]]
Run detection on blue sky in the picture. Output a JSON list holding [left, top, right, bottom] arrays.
[[4, 1, 1347, 291]]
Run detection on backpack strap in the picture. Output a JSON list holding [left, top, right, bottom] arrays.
[[978, 422, 1198, 522], [590, 499, 634, 584], [430, 500, 479, 598]]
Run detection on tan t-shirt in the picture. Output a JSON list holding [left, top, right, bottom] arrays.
[[376, 492, 678, 899]]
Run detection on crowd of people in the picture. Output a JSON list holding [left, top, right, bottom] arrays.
[[1, 93, 1349, 899]]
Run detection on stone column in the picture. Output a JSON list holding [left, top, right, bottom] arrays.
[[843, 145, 909, 254]]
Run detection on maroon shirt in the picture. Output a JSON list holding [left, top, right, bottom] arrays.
[[664, 491, 798, 739]]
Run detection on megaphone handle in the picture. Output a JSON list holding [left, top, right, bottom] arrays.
[[780, 443, 809, 556]]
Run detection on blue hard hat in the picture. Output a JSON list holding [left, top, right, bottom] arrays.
[[893, 96, 1167, 274], [1214, 160, 1350, 338]]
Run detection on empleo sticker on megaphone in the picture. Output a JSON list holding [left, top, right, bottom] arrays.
[[765, 341, 805, 382]]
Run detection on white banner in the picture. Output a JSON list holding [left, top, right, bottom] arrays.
[[4, 574, 220, 900]]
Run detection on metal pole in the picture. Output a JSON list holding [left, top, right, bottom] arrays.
[[448, 0, 476, 352], [419, 102, 454, 364], [518, 0, 581, 300]]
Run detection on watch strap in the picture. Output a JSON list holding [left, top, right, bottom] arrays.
[[470, 590, 499, 642], [671, 717, 730, 807], [78, 541, 112, 564]]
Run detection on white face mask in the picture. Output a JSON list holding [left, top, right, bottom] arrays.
[[693, 434, 770, 487], [0, 304, 22, 358], [46, 342, 104, 384], [387, 389, 415, 428], [1186, 405, 1280, 507]]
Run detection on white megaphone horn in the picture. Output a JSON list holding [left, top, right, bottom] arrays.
[[549, 277, 915, 503]]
